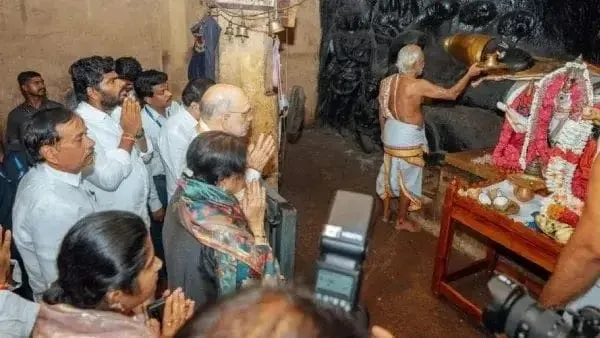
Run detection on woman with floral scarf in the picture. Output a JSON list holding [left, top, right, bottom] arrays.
[[163, 131, 281, 308]]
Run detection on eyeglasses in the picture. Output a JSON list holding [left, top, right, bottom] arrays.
[[228, 108, 253, 120]]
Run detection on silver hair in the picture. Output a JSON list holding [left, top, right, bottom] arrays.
[[395, 45, 423, 75], [200, 98, 231, 119]]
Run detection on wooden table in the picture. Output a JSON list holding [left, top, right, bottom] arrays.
[[444, 148, 505, 181], [431, 179, 563, 322], [430, 148, 505, 221]]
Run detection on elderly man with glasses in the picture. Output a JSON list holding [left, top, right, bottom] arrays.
[[159, 81, 275, 201]]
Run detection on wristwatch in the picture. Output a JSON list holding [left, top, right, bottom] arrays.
[[135, 128, 145, 140]]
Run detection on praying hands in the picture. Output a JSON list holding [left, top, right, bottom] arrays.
[[247, 133, 276, 173]]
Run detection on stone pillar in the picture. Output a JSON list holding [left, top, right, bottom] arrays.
[[217, 14, 279, 184]]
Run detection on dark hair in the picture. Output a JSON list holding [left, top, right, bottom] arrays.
[[186, 131, 247, 185], [17, 71, 42, 86], [182, 77, 215, 107], [177, 286, 370, 338], [69, 56, 115, 102], [22, 107, 74, 164], [134, 70, 168, 101], [115, 57, 143, 82], [43, 211, 149, 309]]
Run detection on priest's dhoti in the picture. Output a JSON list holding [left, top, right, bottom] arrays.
[[376, 119, 428, 211]]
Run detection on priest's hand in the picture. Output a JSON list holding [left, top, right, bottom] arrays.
[[247, 134, 276, 173], [468, 63, 483, 77]]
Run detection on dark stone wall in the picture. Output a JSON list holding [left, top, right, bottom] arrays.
[[317, 0, 600, 152]]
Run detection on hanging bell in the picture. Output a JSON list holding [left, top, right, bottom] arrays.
[[236, 25, 249, 40], [224, 22, 234, 38], [269, 19, 285, 34]]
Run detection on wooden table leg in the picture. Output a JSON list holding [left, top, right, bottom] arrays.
[[485, 246, 499, 276], [432, 180, 459, 295]]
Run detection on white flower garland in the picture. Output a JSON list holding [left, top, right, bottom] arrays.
[[537, 61, 593, 231], [519, 61, 593, 169], [554, 119, 593, 155]]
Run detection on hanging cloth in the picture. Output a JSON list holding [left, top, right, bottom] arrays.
[[188, 15, 221, 81], [272, 37, 281, 91]]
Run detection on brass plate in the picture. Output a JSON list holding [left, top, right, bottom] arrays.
[[508, 173, 546, 192]]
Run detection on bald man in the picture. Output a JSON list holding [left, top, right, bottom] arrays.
[[159, 81, 275, 200], [376, 45, 482, 232], [199, 84, 253, 137]]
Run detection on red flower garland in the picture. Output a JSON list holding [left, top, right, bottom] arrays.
[[571, 139, 597, 200], [558, 208, 580, 227], [492, 87, 533, 169], [524, 74, 586, 167]]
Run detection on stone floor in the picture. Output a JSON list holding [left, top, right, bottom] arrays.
[[280, 127, 491, 337]]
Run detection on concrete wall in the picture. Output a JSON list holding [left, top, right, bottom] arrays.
[[0, 0, 322, 133], [0, 0, 202, 133], [281, 0, 320, 124]]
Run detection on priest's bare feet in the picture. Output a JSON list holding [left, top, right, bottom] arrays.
[[394, 219, 420, 232]]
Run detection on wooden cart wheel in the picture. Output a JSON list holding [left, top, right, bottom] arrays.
[[286, 86, 306, 144]]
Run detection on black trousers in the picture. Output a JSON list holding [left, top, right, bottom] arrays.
[[150, 175, 168, 280]]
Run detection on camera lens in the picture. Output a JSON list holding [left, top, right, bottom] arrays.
[[484, 275, 570, 337]]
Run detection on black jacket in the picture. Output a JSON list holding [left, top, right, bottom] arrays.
[[162, 202, 219, 310], [0, 150, 29, 228]]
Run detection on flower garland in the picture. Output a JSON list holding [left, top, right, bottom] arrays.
[[554, 119, 593, 155], [519, 61, 591, 169], [492, 83, 532, 169], [534, 61, 594, 242], [571, 139, 597, 199]]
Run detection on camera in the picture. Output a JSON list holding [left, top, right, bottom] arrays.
[[483, 274, 600, 338], [314, 190, 374, 313]]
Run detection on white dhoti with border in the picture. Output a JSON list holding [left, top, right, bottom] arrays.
[[376, 119, 428, 211]]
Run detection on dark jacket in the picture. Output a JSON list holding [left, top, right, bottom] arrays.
[[162, 202, 219, 309], [5, 99, 63, 147], [0, 150, 29, 227]]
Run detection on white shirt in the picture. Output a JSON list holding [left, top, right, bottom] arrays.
[[12, 164, 97, 299], [141, 101, 181, 211], [0, 291, 39, 337], [159, 111, 261, 201], [159, 108, 199, 200], [77, 102, 153, 226]]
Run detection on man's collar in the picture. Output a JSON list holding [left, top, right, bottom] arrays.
[[42, 163, 82, 187], [144, 104, 169, 119], [22, 97, 47, 109], [181, 108, 199, 129], [197, 118, 211, 133], [77, 102, 110, 121]]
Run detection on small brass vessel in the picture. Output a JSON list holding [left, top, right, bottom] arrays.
[[443, 34, 495, 65], [477, 52, 509, 70], [513, 186, 535, 203], [508, 172, 546, 203]]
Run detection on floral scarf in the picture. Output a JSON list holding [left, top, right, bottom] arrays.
[[174, 176, 280, 279]]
